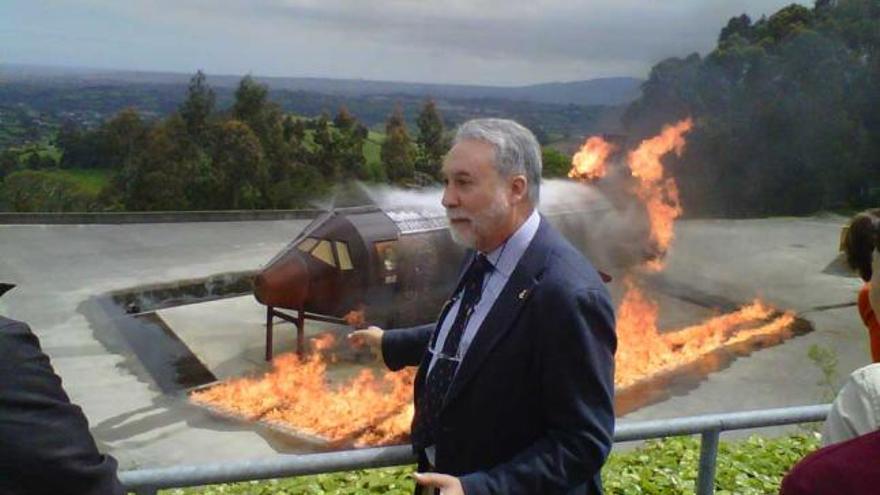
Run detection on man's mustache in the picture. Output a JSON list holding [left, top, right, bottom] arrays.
[[446, 211, 472, 222]]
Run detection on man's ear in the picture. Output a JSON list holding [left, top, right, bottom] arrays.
[[510, 175, 528, 204]]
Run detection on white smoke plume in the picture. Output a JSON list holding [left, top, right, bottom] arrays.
[[351, 178, 652, 274]]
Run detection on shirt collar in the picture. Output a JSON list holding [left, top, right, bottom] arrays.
[[482, 209, 541, 278]]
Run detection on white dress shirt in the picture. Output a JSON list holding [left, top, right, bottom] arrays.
[[427, 209, 541, 375]]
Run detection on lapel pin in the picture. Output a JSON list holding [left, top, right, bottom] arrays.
[[518, 289, 529, 300]]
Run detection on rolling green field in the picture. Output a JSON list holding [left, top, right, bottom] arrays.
[[363, 131, 384, 167], [41, 168, 114, 195]]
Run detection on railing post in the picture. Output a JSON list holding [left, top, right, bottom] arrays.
[[696, 429, 720, 495]]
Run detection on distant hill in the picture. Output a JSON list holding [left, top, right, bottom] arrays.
[[0, 63, 638, 149], [0, 64, 642, 107]]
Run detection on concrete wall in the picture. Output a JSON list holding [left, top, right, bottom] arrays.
[[0, 210, 322, 224]]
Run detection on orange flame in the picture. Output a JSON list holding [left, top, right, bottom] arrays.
[[194, 117, 799, 446], [569, 136, 616, 181], [343, 308, 366, 328], [627, 118, 692, 269], [309, 332, 337, 352], [565, 119, 796, 389], [614, 277, 794, 389], [191, 352, 416, 446]]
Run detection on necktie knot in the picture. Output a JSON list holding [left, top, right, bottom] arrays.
[[469, 253, 492, 282]]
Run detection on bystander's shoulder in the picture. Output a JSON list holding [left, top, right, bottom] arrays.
[[0, 315, 124, 495], [780, 429, 880, 495]]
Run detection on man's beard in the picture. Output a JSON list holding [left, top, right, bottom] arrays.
[[447, 193, 510, 250]]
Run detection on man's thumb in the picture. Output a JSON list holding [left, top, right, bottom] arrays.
[[413, 472, 444, 487]]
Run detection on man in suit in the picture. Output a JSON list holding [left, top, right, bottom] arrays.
[[350, 119, 616, 494], [0, 283, 124, 495]]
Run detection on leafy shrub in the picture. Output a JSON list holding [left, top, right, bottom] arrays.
[[162, 433, 820, 495], [603, 433, 819, 495], [1, 169, 96, 212]]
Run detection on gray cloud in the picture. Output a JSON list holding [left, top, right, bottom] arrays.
[[5, 0, 809, 84], [248, 0, 798, 64]]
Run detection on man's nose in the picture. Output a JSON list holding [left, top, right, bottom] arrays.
[[442, 185, 457, 208]]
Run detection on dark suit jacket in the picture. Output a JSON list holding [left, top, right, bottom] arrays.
[[0, 316, 124, 495], [382, 216, 616, 495]]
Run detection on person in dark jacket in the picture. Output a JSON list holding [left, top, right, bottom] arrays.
[[351, 119, 616, 494], [0, 283, 124, 495]]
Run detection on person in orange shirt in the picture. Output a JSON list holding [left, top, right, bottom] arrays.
[[843, 209, 880, 363]]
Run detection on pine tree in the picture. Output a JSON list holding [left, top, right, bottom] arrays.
[[381, 107, 415, 182], [334, 106, 356, 132], [179, 70, 215, 144], [232, 75, 269, 126], [415, 99, 448, 179], [212, 120, 267, 209]]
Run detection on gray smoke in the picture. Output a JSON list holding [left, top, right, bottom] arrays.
[[355, 177, 652, 274]]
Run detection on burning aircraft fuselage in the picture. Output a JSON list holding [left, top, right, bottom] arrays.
[[255, 205, 463, 329], [254, 181, 654, 352]]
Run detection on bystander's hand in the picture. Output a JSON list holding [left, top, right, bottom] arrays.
[[347, 326, 384, 362], [413, 472, 464, 495]]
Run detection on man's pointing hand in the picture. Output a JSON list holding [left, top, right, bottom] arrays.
[[413, 472, 464, 495]]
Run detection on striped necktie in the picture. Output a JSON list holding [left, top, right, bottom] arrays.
[[411, 253, 492, 451]]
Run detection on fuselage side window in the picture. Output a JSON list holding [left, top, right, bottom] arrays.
[[374, 241, 398, 284], [311, 240, 336, 267], [335, 241, 354, 271]]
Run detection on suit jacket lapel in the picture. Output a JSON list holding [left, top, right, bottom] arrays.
[[442, 217, 552, 409]]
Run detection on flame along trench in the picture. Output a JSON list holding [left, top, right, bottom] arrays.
[[187, 118, 805, 448], [187, 283, 807, 449], [189, 351, 415, 449]]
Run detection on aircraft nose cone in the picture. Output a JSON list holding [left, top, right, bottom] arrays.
[[254, 252, 309, 309]]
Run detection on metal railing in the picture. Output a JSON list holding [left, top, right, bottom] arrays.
[[120, 403, 830, 495]]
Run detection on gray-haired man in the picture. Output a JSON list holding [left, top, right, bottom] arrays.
[[352, 118, 616, 494]]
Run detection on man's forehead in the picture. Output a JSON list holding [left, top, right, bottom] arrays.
[[442, 139, 496, 175]]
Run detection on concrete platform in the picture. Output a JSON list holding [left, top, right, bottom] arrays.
[[0, 214, 871, 469], [155, 295, 374, 383], [157, 296, 281, 381], [0, 220, 314, 469]]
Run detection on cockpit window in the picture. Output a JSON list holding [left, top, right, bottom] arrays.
[[311, 240, 336, 267], [296, 237, 318, 252], [335, 241, 353, 271]]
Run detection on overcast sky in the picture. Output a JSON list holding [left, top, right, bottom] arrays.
[[1, 0, 810, 86]]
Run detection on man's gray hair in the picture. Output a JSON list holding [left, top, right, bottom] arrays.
[[453, 118, 542, 204]]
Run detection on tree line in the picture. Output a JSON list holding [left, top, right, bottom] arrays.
[[0, 72, 451, 211], [623, 0, 880, 217]]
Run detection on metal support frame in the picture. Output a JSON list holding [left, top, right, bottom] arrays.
[[264, 307, 348, 361], [264, 307, 306, 360], [120, 404, 830, 493], [265, 306, 274, 361]]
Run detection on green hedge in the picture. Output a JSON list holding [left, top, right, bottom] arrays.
[[162, 433, 820, 495]]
